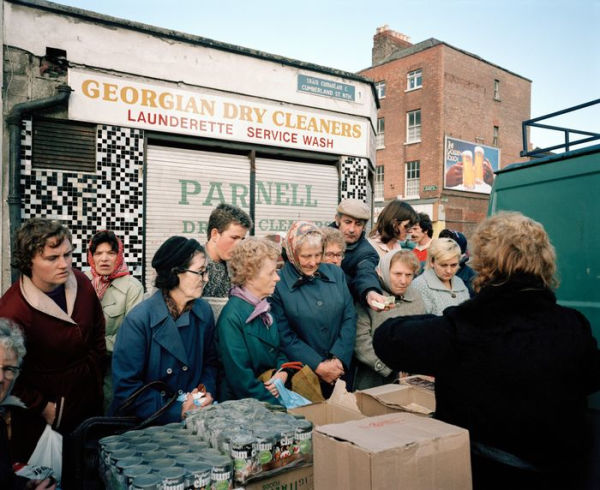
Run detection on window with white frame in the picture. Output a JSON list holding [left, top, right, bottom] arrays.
[[375, 165, 384, 201], [407, 69, 422, 90], [493, 126, 499, 146], [375, 81, 386, 99], [406, 109, 421, 143], [376, 117, 385, 149], [493, 79, 500, 100], [405, 160, 420, 197]]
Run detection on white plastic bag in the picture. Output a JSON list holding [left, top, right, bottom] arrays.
[[28, 424, 63, 482]]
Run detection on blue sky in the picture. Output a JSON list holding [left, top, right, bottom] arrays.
[[56, 0, 600, 152]]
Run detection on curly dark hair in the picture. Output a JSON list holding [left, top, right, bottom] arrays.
[[12, 218, 72, 277], [207, 203, 252, 240], [88, 230, 119, 255], [416, 213, 433, 238]]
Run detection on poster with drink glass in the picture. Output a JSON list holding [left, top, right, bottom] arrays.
[[444, 136, 500, 194]]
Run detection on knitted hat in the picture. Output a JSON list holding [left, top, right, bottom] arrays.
[[152, 236, 200, 272]]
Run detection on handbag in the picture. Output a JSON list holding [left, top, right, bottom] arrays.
[[62, 380, 178, 490]]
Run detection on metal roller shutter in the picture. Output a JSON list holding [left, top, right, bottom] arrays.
[[254, 157, 339, 237], [145, 145, 250, 290]]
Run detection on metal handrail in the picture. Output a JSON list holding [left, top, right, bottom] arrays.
[[521, 98, 600, 158]]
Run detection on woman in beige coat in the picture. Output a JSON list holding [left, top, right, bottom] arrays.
[[354, 250, 426, 390], [87, 230, 143, 412]]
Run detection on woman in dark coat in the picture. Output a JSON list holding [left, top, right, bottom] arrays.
[[270, 221, 356, 398], [373, 212, 600, 489]]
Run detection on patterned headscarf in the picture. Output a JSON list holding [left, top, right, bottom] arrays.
[[283, 221, 323, 276], [87, 231, 130, 300]]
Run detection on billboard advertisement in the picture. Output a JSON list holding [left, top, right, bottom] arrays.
[[444, 137, 500, 194]]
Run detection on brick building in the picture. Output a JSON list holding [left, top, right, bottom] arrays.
[[360, 26, 531, 236]]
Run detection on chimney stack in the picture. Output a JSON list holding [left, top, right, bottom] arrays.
[[372, 25, 412, 65]]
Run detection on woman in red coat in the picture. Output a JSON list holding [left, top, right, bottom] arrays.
[[0, 218, 106, 462]]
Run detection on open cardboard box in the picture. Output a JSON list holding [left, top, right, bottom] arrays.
[[356, 378, 436, 417], [313, 412, 472, 490], [289, 379, 365, 426], [243, 464, 313, 490]]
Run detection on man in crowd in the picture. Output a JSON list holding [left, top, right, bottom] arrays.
[[203, 203, 252, 297], [410, 212, 433, 273], [330, 198, 387, 311]]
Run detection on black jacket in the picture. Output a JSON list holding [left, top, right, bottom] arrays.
[[374, 274, 600, 467]]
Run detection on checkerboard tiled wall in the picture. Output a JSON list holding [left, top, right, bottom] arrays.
[[341, 156, 370, 202], [20, 120, 145, 281]]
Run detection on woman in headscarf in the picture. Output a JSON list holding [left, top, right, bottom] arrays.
[[217, 238, 291, 404], [270, 221, 356, 398], [354, 250, 426, 390], [86, 230, 144, 411], [111, 236, 217, 423]]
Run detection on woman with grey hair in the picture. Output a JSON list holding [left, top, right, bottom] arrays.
[[0, 319, 55, 489], [270, 221, 356, 398]]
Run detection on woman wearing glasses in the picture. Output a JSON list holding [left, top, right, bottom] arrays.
[[320, 227, 346, 267], [367, 200, 418, 258], [111, 236, 218, 423]]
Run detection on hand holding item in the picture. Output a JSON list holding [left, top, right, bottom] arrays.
[[26, 478, 57, 490], [315, 359, 344, 384], [41, 402, 56, 426], [445, 162, 463, 187], [366, 291, 390, 312], [483, 158, 494, 185], [265, 370, 289, 397]]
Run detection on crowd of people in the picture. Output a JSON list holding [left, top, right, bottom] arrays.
[[0, 199, 598, 489]]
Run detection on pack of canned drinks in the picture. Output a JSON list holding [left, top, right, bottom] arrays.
[[99, 398, 313, 489]]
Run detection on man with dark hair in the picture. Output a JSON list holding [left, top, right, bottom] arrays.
[[203, 203, 252, 297], [410, 213, 433, 272], [0, 218, 106, 462]]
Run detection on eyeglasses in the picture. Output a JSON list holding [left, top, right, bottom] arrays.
[[180, 269, 209, 282], [0, 365, 20, 380], [323, 252, 345, 260]]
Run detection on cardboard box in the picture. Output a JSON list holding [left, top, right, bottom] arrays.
[[313, 413, 472, 490], [243, 464, 313, 490], [290, 380, 365, 426], [356, 382, 436, 417]]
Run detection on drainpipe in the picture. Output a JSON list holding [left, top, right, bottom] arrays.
[[6, 84, 72, 282]]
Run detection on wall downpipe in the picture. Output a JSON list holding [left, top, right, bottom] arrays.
[[5, 84, 72, 282]]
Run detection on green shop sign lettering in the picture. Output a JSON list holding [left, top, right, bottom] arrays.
[[178, 179, 318, 208]]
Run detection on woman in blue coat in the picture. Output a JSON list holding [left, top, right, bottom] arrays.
[[270, 221, 356, 398], [111, 236, 218, 423]]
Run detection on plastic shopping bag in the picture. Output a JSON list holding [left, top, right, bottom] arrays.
[[272, 378, 311, 408], [28, 424, 63, 482]]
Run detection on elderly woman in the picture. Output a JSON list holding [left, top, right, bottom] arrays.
[[217, 238, 290, 404], [320, 227, 346, 267], [270, 221, 356, 398], [111, 236, 218, 423], [86, 230, 144, 411], [374, 212, 600, 488], [354, 250, 426, 389], [0, 319, 55, 489], [411, 238, 469, 315], [0, 218, 105, 462], [368, 200, 418, 258]]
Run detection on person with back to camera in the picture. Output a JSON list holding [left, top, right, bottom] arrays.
[[411, 237, 470, 315], [354, 250, 426, 390], [0, 319, 56, 490], [217, 238, 294, 405], [367, 199, 418, 259], [0, 218, 106, 462], [86, 230, 144, 412], [373, 212, 600, 489], [270, 221, 356, 399], [438, 229, 476, 297], [111, 236, 217, 423]]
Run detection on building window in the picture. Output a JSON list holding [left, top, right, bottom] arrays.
[[375, 81, 386, 99], [493, 126, 499, 146], [494, 79, 500, 100], [406, 69, 422, 90], [405, 160, 420, 198], [376, 117, 385, 149], [406, 109, 421, 143], [375, 165, 384, 201]]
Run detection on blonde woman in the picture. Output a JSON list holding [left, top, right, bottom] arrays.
[[411, 238, 469, 315]]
